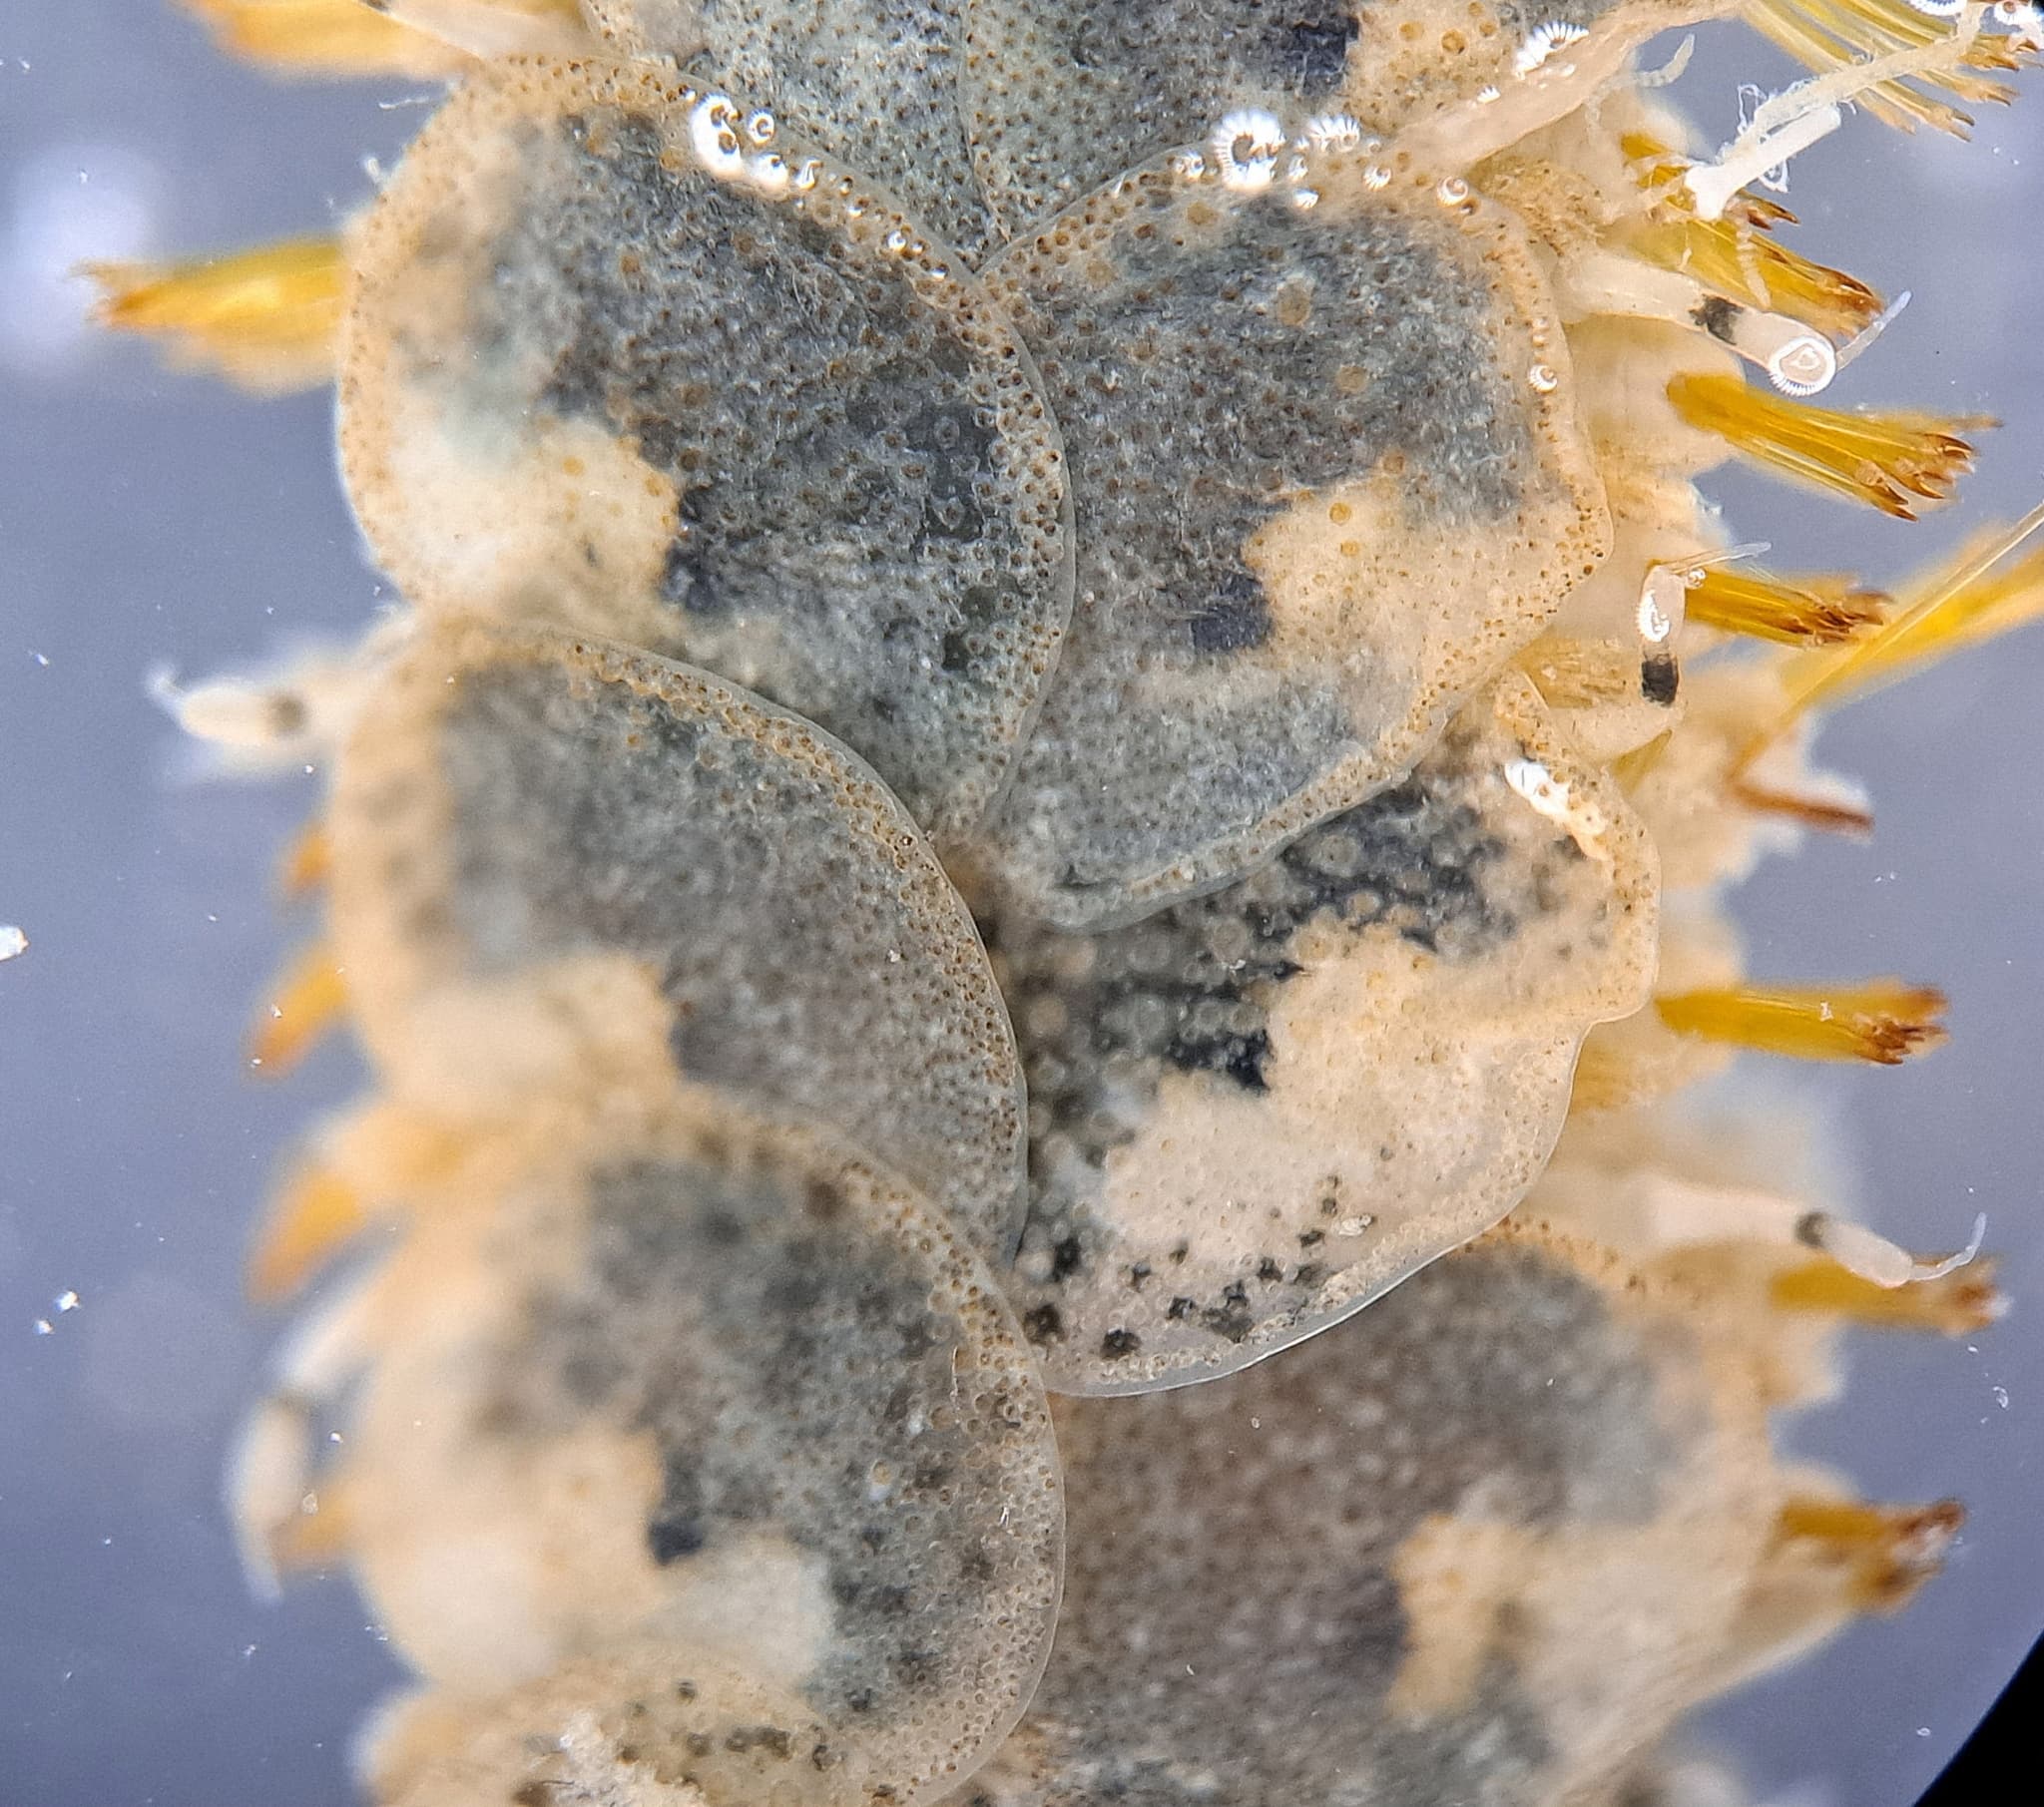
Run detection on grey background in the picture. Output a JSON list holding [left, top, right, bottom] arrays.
[[0, 6, 2038, 1804]]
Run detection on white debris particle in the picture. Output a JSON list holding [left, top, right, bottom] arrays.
[[56, 1289, 79, 1312], [0, 924, 26, 962]]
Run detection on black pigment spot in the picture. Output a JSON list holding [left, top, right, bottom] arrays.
[[648, 1449, 709, 1565], [1641, 651, 1680, 706], [901, 397, 996, 552], [1023, 1303, 1065, 1344], [1267, 7, 1361, 95], [1187, 567, 1275, 655], [1167, 1023, 1273, 1092], [1201, 1281, 1256, 1344], [1693, 293, 1741, 344]]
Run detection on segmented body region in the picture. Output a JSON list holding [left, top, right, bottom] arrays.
[[104, 1, 2044, 1802]]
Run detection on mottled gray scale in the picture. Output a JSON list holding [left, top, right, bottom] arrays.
[[680, 1, 1002, 261], [975, 160, 1536, 923], [985, 719, 1585, 1368], [423, 81, 1070, 838], [435, 651, 1025, 1261], [966, 0, 1368, 233], [960, 1240, 1680, 1807], [966, 0, 1656, 234], [493, 1148, 1054, 1738], [330, 1101, 1062, 1807], [472, 113, 1054, 837], [998, 775, 1503, 1132]]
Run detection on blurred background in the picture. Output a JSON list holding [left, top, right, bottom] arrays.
[[0, 5, 2038, 1803]]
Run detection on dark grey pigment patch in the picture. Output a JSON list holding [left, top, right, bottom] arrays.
[[1273, 4, 1364, 90], [464, 105, 1064, 830], [1066, 0, 1362, 101], [967, 1240, 1680, 1807], [1692, 292, 1742, 345], [1640, 650, 1679, 706], [1186, 567, 1273, 655], [981, 169, 1538, 917], [431, 655, 1023, 1261]]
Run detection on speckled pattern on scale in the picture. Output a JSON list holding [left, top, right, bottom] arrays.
[[965, 0, 1729, 232], [338, 56, 1072, 840], [35, 0, 2038, 1805], [327, 1102, 1063, 1807], [968, 143, 1608, 926], [955, 1224, 1777, 1807], [975, 676, 1657, 1392], [587, 0, 1002, 261], [369, 1643, 867, 1807], [966, 0, 1378, 233], [326, 618, 1028, 1265]]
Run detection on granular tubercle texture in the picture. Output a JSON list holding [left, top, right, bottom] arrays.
[[588, 0, 1002, 262], [965, 0, 1728, 235], [969, 144, 1607, 927], [957, 1226, 1778, 1807], [367, 1646, 860, 1807], [976, 675, 1656, 1392], [967, 0, 1376, 234], [338, 55, 1072, 841], [327, 618, 1027, 1265], [338, 1103, 1063, 1807]]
